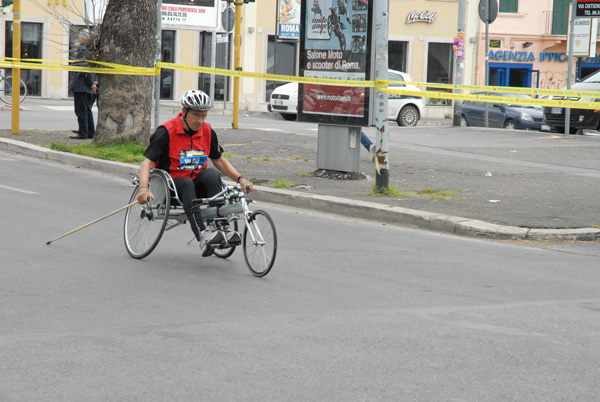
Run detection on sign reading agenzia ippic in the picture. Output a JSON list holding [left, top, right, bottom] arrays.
[[577, 0, 600, 17]]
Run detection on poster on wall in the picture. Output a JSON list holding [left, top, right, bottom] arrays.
[[277, 0, 301, 40], [83, 0, 219, 30], [161, 0, 219, 30], [572, 17, 598, 56], [299, 0, 372, 126], [576, 0, 600, 17]]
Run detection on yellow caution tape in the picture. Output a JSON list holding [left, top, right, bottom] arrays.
[[383, 79, 600, 99], [374, 150, 388, 175], [2, 57, 600, 107], [382, 87, 600, 110], [0, 57, 159, 76], [157, 62, 376, 87]]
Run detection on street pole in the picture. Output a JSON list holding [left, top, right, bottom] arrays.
[[154, 0, 162, 130], [210, 31, 216, 102], [452, 0, 467, 127], [566, 0, 577, 134], [232, 1, 242, 129], [373, 0, 390, 192], [11, 0, 21, 135], [484, 9, 489, 128]]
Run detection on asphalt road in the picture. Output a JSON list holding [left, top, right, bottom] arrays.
[[3, 98, 600, 232], [2, 150, 600, 401]]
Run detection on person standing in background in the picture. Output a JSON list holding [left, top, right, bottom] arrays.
[[69, 31, 97, 140]]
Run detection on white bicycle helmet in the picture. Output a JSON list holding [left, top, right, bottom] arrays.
[[181, 90, 213, 111]]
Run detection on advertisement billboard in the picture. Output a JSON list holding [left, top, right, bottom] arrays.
[[83, 0, 219, 30], [161, 0, 219, 30], [577, 0, 600, 17], [277, 0, 301, 40], [299, 0, 372, 126]]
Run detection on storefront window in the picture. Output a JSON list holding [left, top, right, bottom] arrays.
[[388, 41, 407, 73], [5, 22, 43, 97], [161, 30, 175, 100], [265, 36, 297, 102], [199, 32, 231, 102], [499, 0, 518, 13], [426, 42, 453, 106], [551, 0, 570, 35]]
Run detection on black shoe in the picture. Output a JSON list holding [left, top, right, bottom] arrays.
[[69, 135, 87, 139], [72, 130, 79, 134]]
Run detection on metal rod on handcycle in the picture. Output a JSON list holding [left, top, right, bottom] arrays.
[[46, 201, 139, 245]]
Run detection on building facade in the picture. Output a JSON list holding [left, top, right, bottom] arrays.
[[474, 0, 600, 91], [0, 0, 486, 119]]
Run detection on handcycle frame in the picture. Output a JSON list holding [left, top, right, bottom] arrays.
[[123, 169, 277, 277]]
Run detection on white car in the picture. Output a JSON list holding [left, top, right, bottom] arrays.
[[268, 69, 424, 126]]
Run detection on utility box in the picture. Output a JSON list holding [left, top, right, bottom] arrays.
[[317, 124, 361, 173]]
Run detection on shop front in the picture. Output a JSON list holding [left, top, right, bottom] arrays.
[[389, 1, 461, 118], [482, 43, 600, 90]]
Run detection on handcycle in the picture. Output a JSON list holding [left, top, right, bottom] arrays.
[[0, 69, 27, 105], [123, 169, 277, 277]]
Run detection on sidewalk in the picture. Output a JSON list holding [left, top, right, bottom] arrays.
[[1, 125, 599, 242]]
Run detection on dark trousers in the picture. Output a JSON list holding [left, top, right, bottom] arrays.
[[173, 168, 223, 240], [74, 92, 95, 138]]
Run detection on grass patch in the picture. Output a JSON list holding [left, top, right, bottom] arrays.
[[273, 179, 292, 189], [370, 186, 466, 200], [222, 152, 240, 158], [299, 170, 314, 177], [245, 156, 253, 160], [369, 184, 417, 198], [49, 140, 146, 163], [262, 157, 271, 162], [418, 189, 466, 200]]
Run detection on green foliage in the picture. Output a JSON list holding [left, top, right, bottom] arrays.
[[370, 184, 416, 198], [370, 185, 466, 200], [49, 140, 146, 163], [273, 179, 292, 189]]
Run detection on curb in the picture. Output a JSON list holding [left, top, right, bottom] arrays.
[[2, 137, 599, 242]]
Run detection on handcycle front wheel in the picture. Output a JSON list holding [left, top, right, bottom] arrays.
[[243, 210, 277, 277], [0, 76, 27, 105], [213, 220, 239, 259], [123, 171, 170, 259]]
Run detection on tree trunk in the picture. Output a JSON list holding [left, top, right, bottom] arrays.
[[95, 0, 156, 145]]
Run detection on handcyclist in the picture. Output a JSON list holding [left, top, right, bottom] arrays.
[[136, 89, 254, 257]]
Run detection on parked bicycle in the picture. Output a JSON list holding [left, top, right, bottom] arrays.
[[0, 69, 27, 105]]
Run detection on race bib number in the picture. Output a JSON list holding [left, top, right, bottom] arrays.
[[178, 149, 207, 170]]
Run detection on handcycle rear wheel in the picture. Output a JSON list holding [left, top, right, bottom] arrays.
[[243, 210, 277, 277], [123, 171, 170, 259], [213, 220, 239, 259]]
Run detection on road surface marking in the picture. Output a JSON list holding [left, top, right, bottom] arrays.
[[0, 184, 38, 194]]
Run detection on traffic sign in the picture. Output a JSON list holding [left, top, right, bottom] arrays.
[[222, 7, 235, 32], [478, 0, 498, 24]]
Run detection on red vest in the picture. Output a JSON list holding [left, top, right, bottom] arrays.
[[158, 113, 212, 179]]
